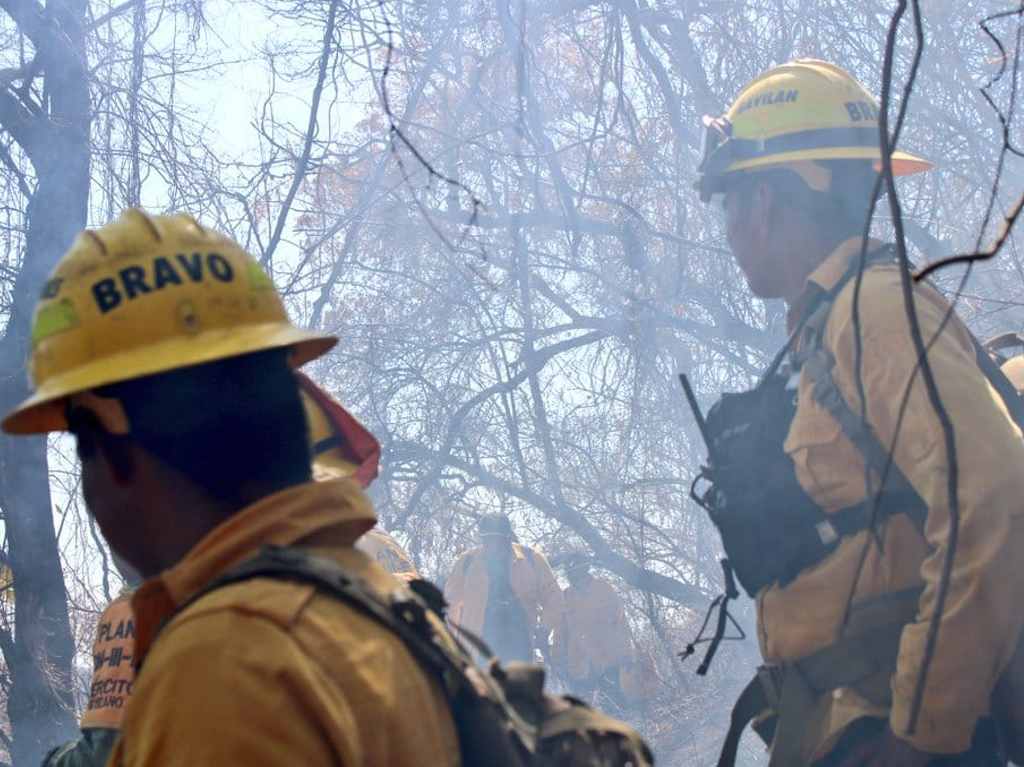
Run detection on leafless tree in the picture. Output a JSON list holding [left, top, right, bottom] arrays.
[[0, 0, 1019, 764]]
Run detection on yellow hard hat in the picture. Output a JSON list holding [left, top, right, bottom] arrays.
[[697, 59, 932, 201], [2, 209, 337, 434]]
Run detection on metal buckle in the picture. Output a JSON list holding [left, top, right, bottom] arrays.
[[816, 520, 839, 546]]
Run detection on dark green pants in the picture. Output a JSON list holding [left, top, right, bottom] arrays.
[[43, 728, 120, 767]]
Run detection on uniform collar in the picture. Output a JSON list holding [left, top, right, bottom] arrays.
[[131, 478, 375, 664], [787, 236, 883, 331]]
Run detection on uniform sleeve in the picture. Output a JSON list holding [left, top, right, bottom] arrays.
[[829, 273, 1024, 753], [116, 612, 358, 766], [529, 551, 565, 636]]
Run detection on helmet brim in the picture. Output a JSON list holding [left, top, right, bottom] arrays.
[[698, 148, 932, 201], [727, 147, 933, 175], [2, 324, 337, 434]]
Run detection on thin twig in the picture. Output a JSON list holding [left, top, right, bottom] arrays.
[[915, 193, 1024, 281], [260, 0, 341, 269], [377, 0, 487, 260]]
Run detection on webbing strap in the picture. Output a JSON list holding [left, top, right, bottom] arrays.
[[182, 545, 463, 688], [802, 344, 928, 534], [180, 545, 542, 751], [728, 126, 879, 162], [796, 244, 1024, 538], [717, 587, 922, 767], [820, 492, 925, 544], [717, 676, 767, 767]]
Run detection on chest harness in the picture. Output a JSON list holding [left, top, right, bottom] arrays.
[[690, 246, 926, 602]]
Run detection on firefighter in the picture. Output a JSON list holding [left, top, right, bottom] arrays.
[[4, 210, 459, 767], [694, 60, 1024, 766], [43, 372, 408, 767], [553, 552, 633, 710], [43, 556, 141, 767], [444, 513, 562, 664]]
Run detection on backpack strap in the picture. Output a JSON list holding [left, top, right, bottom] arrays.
[[182, 545, 461, 684], [791, 247, 928, 536], [178, 544, 540, 751], [796, 246, 1024, 537]]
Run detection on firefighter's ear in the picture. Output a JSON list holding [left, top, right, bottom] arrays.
[[67, 404, 137, 485]]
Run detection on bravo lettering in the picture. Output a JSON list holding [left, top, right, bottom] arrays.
[[91, 253, 234, 314]]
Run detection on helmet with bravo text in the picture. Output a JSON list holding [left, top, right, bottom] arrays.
[[696, 59, 931, 202], [2, 209, 336, 434]]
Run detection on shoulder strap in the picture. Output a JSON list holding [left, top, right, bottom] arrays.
[[180, 545, 540, 750], [182, 545, 466, 694], [792, 246, 928, 534], [800, 247, 1024, 532]]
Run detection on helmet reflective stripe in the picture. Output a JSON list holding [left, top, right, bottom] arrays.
[[704, 126, 881, 175]]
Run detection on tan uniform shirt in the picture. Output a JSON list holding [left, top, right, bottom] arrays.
[[759, 237, 1024, 758], [107, 479, 460, 767], [444, 543, 563, 640]]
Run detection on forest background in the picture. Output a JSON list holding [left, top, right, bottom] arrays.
[[0, 0, 1021, 765]]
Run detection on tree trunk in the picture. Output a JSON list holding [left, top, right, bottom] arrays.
[[0, 0, 92, 763]]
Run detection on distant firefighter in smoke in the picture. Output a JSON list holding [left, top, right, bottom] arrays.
[[444, 513, 563, 664], [552, 551, 634, 711]]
